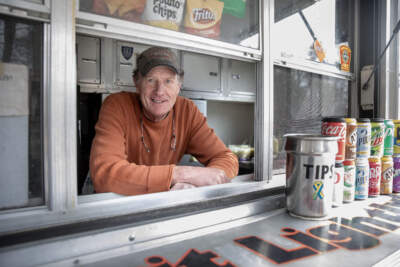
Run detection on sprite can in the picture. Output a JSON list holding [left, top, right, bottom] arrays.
[[384, 119, 394, 156]]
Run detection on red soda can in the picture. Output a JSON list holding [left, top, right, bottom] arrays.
[[368, 157, 381, 197], [322, 117, 347, 161]]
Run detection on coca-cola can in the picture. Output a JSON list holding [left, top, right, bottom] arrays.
[[322, 117, 346, 162], [345, 118, 357, 160], [368, 157, 381, 197]]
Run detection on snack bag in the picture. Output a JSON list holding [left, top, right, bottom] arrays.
[[92, 0, 146, 23], [142, 0, 186, 31], [184, 0, 224, 39], [220, 0, 246, 18]]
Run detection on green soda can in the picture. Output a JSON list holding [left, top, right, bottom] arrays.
[[384, 119, 394, 156], [371, 118, 385, 157]]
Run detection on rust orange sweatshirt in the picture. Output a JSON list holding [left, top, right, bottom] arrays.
[[90, 92, 238, 195]]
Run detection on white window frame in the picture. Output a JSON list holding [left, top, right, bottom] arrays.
[[0, 0, 277, 235]]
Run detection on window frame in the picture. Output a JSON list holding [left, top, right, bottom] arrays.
[[270, 0, 360, 176], [0, 0, 275, 235]]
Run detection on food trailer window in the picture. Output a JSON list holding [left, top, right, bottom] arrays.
[[0, 14, 44, 210], [273, 66, 349, 173], [272, 0, 354, 175], [76, 35, 256, 196], [79, 0, 259, 50]]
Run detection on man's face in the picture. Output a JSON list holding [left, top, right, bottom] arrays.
[[135, 66, 181, 121]]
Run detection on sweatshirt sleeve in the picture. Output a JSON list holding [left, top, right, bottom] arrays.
[[89, 94, 174, 195], [186, 103, 239, 178]]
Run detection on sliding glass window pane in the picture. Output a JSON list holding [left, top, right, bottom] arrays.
[[273, 66, 348, 173], [79, 0, 259, 49], [274, 0, 354, 70], [0, 14, 44, 209]]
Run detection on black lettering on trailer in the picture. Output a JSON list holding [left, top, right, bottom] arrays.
[[144, 249, 237, 267], [234, 235, 318, 264], [281, 227, 338, 252], [144, 255, 172, 267], [369, 203, 400, 214], [307, 222, 380, 250], [329, 217, 399, 237], [366, 208, 400, 223]]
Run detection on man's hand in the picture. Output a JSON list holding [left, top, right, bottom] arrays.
[[171, 166, 230, 187]]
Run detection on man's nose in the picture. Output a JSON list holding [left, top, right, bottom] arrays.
[[154, 80, 167, 93]]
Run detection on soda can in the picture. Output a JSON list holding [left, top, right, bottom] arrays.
[[322, 117, 346, 161], [394, 120, 400, 155], [393, 156, 400, 193], [355, 157, 369, 200], [381, 156, 394, 195], [368, 157, 381, 197], [384, 119, 394, 156], [345, 118, 357, 160], [370, 118, 385, 157], [333, 161, 344, 207], [343, 159, 356, 202], [356, 118, 371, 158]]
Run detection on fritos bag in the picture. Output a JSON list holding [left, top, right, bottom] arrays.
[[92, 0, 146, 22], [184, 0, 224, 39], [142, 0, 186, 31]]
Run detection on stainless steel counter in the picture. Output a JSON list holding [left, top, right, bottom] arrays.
[[19, 194, 399, 267]]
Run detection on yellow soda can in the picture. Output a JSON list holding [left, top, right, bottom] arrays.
[[381, 156, 394, 195]]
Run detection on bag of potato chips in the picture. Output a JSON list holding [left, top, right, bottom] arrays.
[[184, 0, 224, 39], [92, 0, 146, 22], [142, 0, 186, 31]]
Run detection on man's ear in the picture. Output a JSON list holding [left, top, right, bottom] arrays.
[[133, 73, 140, 89]]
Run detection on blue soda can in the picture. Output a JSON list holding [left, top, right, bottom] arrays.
[[355, 157, 370, 200], [357, 118, 371, 158]]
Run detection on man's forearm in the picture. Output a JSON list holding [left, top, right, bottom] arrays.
[[171, 166, 229, 187]]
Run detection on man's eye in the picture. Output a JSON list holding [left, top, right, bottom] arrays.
[[146, 78, 154, 83]]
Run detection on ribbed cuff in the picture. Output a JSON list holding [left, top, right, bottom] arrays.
[[147, 165, 175, 193]]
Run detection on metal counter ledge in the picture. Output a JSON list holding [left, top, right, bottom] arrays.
[[1, 192, 400, 266]]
